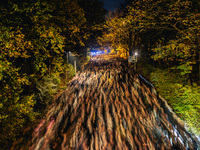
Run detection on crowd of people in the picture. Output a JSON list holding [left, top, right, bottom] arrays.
[[29, 57, 198, 150]]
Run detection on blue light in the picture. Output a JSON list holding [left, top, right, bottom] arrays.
[[90, 50, 104, 56]]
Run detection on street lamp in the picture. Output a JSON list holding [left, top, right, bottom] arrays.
[[134, 52, 138, 72], [135, 52, 138, 57]]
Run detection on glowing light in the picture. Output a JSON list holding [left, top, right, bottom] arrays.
[[90, 50, 104, 56]]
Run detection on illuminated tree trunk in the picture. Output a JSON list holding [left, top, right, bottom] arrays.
[[30, 57, 198, 150]]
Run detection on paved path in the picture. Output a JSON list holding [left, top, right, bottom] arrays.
[[30, 57, 198, 150]]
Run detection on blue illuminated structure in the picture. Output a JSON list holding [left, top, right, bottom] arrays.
[[90, 50, 104, 56]]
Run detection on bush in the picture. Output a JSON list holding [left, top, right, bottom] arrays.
[[34, 63, 76, 113], [0, 62, 36, 149], [34, 73, 62, 112], [173, 85, 200, 135], [66, 63, 76, 80], [150, 68, 200, 135]]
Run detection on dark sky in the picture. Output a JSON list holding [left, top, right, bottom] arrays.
[[99, 0, 125, 11]]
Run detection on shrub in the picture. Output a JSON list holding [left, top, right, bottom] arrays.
[[150, 69, 200, 135], [34, 73, 62, 112]]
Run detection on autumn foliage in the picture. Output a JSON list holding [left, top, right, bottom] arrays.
[[98, 0, 200, 136], [0, 0, 106, 149]]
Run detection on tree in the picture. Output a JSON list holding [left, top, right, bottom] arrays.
[[0, 25, 37, 148], [98, 11, 137, 58], [78, 0, 107, 26], [78, 0, 107, 53], [97, 0, 200, 135], [0, 0, 88, 148], [48, 0, 88, 51], [126, 0, 200, 84]]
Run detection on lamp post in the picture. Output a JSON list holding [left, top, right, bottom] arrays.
[[134, 52, 138, 72]]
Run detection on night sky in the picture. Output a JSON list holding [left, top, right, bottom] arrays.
[[99, 0, 125, 11]]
